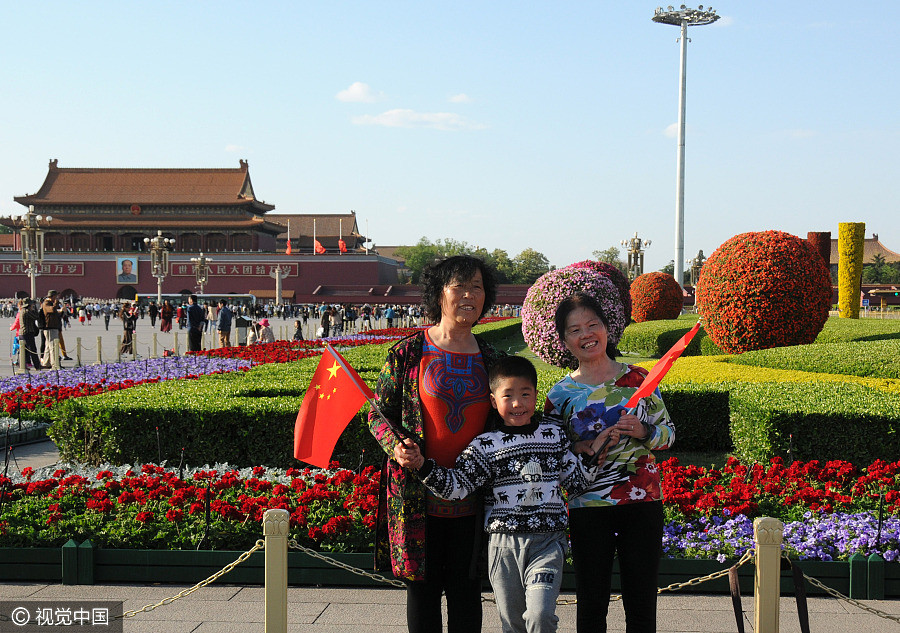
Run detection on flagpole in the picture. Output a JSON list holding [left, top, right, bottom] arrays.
[[313, 218, 316, 255], [287, 219, 291, 254], [339, 219, 342, 255]]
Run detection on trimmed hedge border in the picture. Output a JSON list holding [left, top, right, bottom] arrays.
[[1, 541, 888, 598]]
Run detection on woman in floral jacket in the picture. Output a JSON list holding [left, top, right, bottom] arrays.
[[368, 255, 504, 633], [545, 292, 674, 633]]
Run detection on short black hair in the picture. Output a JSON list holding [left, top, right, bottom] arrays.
[[420, 255, 497, 323], [189, 294, 198, 303], [488, 355, 537, 393], [554, 292, 619, 360]]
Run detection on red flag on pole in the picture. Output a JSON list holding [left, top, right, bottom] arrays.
[[314, 239, 326, 254], [293, 343, 375, 468], [625, 320, 701, 408], [286, 239, 292, 255], [338, 239, 347, 253]]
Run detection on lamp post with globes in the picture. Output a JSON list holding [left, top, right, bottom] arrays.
[[653, 4, 719, 289], [16, 205, 52, 299], [144, 231, 175, 304], [191, 252, 212, 294], [621, 232, 651, 281]]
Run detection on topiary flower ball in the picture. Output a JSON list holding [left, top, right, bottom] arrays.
[[522, 267, 625, 369], [566, 260, 632, 321], [695, 230, 832, 354], [630, 271, 684, 322]]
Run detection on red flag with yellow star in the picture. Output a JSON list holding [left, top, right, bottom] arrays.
[[293, 343, 376, 468]]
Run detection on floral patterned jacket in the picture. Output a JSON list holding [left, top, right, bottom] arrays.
[[367, 331, 505, 582]]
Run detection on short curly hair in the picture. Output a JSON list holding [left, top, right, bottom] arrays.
[[420, 255, 497, 323], [554, 292, 620, 361]]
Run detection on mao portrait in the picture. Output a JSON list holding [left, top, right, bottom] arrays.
[[117, 257, 138, 284]]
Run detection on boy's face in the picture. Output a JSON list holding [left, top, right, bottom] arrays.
[[489, 376, 537, 427]]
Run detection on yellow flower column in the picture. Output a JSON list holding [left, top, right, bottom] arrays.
[[838, 222, 865, 319]]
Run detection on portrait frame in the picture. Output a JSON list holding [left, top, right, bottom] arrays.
[[116, 257, 139, 284]]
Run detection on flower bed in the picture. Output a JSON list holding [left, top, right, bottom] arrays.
[[0, 357, 253, 416], [3, 457, 898, 562]]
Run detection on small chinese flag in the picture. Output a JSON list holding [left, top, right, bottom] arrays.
[[314, 239, 326, 254], [626, 320, 701, 408], [293, 343, 375, 468], [338, 239, 347, 253], [286, 239, 292, 255]]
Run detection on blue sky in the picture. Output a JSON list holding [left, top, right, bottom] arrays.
[[1, 1, 897, 272]]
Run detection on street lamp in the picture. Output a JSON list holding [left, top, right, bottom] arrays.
[[686, 249, 706, 286], [143, 231, 175, 304], [621, 232, 651, 281], [191, 252, 212, 294], [653, 5, 719, 289], [15, 205, 52, 299]]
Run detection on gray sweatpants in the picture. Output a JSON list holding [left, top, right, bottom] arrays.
[[488, 531, 566, 633]]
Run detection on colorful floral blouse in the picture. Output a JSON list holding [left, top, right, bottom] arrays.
[[544, 363, 674, 509], [367, 331, 505, 582]]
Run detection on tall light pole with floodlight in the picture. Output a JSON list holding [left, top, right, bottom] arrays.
[[144, 230, 175, 304], [653, 4, 719, 288], [191, 252, 212, 294], [16, 205, 52, 299]]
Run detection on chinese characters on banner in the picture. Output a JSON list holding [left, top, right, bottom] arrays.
[[0, 262, 84, 276], [170, 263, 300, 277]]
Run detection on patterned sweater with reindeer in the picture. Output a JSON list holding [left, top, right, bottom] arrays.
[[419, 419, 598, 534]]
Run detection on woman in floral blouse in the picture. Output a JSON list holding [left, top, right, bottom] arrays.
[[368, 255, 505, 633], [545, 292, 674, 633]]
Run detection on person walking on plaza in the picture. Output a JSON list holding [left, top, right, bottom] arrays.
[[216, 299, 233, 347], [119, 303, 139, 355], [258, 318, 275, 343], [292, 319, 304, 341], [148, 300, 159, 327], [160, 300, 174, 333], [102, 303, 112, 330], [20, 299, 42, 370], [39, 291, 63, 369], [384, 305, 396, 328], [186, 295, 206, 352]]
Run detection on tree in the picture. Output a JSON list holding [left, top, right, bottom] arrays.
[[485, 249, 514, 284], [511, 248, 551, 284], [592, 246, 627, 273], [863, 253, 889, 284], [394, 237, 441, 283], [660, 261, 690, 285]]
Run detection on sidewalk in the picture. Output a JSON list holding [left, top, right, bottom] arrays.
[[1, 582, 896, 632]]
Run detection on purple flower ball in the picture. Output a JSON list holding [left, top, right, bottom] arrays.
[[522, 267, 625, 369]]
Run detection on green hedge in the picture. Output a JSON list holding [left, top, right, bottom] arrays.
[[726, 339, 900, 380], [617, 316, 720, 358], [47, 321, 525, 470], [729, 381, 900, 464], [813, 318, 900, 344]]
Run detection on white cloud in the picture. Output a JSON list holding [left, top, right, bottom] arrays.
[[352, 109, 486, 131], [225, 144, 245, 152], [336, 82, 384, 103], [449, 93, 472, 103]]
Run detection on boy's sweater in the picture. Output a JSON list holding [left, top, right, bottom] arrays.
[[419, 419, 596, 534]]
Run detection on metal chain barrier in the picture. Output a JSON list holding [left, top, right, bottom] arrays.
[[118, 539, 265, 620], [784, 552, 900, 625], [287, 539, 406, 589]]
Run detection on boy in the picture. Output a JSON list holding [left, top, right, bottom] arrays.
[[397, 355, 618, 633]]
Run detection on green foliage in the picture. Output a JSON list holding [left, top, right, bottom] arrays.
[[591, 246, 627, 274], [813, 317, 900, 343], [729, 381, 900, 465], [726, 339, 900, 379], [393, 237, 551, 285], [618, 316, 706, 358]]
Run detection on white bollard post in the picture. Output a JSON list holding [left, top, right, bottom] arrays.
[[76, 337, 82, 367], [753, 516, 783, 633], [173, 333, 180, 356], [116, 335, 122, 362], [263, 508, 289, 633], [97, 336, 103, 365], [152, 333, 158, 359], [132, 333, 138, 361], [51, 338, 61, 370]]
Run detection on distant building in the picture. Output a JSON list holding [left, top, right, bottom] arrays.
[[0, 160, 402, 301]]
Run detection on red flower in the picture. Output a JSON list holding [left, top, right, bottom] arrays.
[[135, 511, 153, 523]]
